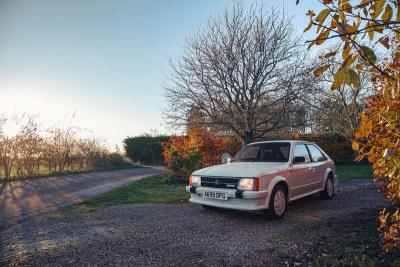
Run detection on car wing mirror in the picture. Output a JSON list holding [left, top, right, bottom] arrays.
[[221, 153, 232, 164], [294, 156, 306, 163]]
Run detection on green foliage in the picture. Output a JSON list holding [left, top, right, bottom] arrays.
[[123, 134, 170, 164], [83, 173, 188, 207], [93, 152, 133, 169]]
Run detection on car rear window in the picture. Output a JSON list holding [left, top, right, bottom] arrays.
[[307, 144, 327, 162]]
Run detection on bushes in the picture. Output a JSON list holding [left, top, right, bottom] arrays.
[[163, 130, 356, 182], [162, 129, 242, 182], [93, 152, 133, 169], [123, 134, 170, 164], [294, 133, 354, 163], [353, 51, 400, 252]]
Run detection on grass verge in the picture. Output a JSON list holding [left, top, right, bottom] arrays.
[[76, 164, 372, 212], [336, 164, 373, 181], [82, 173, 188, 209]]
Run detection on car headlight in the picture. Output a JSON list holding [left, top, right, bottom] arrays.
[[189, 175, 201, 187], [238, 178, 259, 191]]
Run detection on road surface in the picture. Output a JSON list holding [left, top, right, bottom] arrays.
[[0, 167, 165, 223]]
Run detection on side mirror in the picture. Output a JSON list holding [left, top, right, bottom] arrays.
[[221, 153, 232, 164], [294, 156, 306, 163]]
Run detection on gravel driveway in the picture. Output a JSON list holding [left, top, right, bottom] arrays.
[[0, 179, 390, 266]]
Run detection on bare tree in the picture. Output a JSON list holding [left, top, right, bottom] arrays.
[[303, 48, 371, 137], [16, 115, 42, 176], [164, 3, 308, 144]]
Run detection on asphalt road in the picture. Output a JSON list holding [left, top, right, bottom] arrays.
[[0, 167, 165, 223]]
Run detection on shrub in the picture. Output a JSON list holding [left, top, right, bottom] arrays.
[[353, 49, 400, 252], [162, 129, 242, 182], [293, 133, 354, 163], [123, 134, 170, 164]]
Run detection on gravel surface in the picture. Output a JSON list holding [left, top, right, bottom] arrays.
[[0, 179, 392, 266]]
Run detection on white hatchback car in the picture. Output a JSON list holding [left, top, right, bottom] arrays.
[[186, 140, 336, 219]]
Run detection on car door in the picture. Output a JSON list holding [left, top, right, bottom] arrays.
[[288, 144, 314, 199], [306, 144, 328, 191]]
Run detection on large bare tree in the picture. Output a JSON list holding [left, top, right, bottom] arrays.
[[164, 3, 309, 144]]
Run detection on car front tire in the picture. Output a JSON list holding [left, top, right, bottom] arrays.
[[320, 176, 334, 199], [266, 185, 287, 220]]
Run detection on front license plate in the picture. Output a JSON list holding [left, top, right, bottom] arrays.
[[202, 191, 228, 200]]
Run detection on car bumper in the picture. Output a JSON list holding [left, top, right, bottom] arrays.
[[186, 186, 269, 211]]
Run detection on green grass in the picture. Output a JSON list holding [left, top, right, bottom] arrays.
[[78, 164, 371, 211], [83, 173, 189, 208], [336, 164, 373, 181]]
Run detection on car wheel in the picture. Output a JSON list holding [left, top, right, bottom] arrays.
[[267, 185, 287, 220], [320, 176, 334, 199]]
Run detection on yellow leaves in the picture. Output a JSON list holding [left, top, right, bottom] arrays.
[[380, 208, 400, 252], [371, 0, 386, 19], [313, 65, 331, 77], [307, 41, 315, 49], [316, 9, 331, 32], [360, 45, 377, 64], [352, 140, 360, 151], [347, 68, 360, 87], [397, 6, 400, 22], [316, 28, 331, 45], [357, 114, 374, 138], [322, 48, 338, 58], [382, 4, 393, 21], [342, 43, 351, 59], [379, 36, 390, 49], [357, 0, 374, 8], [305, 10, 316, 33], [331, 68, 345, 89], [366, 22, 375, 40], [339, 0, 353, 13], [304, 21, 313, 32]]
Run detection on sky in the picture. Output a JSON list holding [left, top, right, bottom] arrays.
[[0, 0, 322, 148]]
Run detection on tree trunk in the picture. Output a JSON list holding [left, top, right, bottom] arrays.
[[243, 131, 254, 145]]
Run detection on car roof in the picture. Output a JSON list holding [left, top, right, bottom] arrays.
[[248, 140, 315, 145]]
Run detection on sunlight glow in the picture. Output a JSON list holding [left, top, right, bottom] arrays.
[[2, 121, 20, 138]]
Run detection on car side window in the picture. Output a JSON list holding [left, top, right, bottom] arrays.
[[293, 144, 311, 164], [307, 144, 327, 162]]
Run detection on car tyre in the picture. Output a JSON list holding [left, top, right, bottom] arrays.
[[266, 185, 287, 220], [320, 176, 334, 200]]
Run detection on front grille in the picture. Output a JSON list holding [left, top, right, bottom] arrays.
[[201, 177, 239, 189]]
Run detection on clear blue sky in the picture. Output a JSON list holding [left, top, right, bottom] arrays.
[[0, 0, 321, 148]]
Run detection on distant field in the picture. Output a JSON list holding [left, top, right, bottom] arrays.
[[336, 164, 373, 181]]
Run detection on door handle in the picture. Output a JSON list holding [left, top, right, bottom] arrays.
[[308, 167, 315, 172]]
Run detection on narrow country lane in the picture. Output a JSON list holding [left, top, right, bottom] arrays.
[[0, 167, 165, 223]]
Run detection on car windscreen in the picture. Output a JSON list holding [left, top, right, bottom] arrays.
[[233, 142, 290, 162]]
